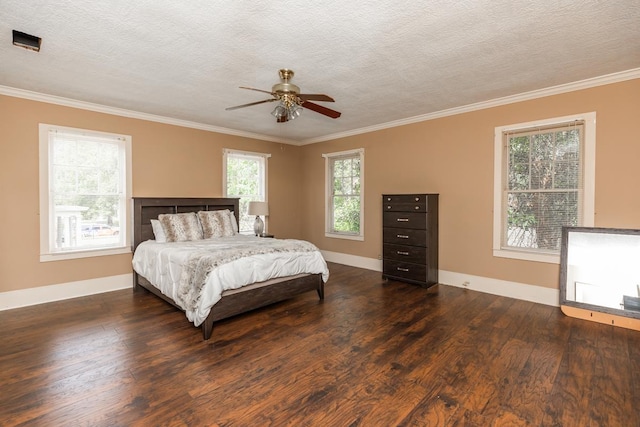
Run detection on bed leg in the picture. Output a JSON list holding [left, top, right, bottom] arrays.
[[202, 319, 214, 341], [317, 279, 325, 300], [133, 272, 141, 292]]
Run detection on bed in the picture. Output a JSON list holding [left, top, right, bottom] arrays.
[[132, 197, 328, 340]]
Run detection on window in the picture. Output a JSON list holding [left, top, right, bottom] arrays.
[[223, 149, 270, 233], [323, 148, 364, 240], [39, 124, 132, 261], [493, 113, 595, 263]]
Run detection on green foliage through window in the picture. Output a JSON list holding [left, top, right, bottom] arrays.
[[225, 151, 267, 233], [328, 152, 363, 235], [505, 124, 582, 251]]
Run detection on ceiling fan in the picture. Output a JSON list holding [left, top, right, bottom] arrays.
[[225, 69, 341, 123]]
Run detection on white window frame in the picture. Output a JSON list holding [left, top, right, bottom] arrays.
[[223, 148, 270, 234], [323, 148, 365, 241], [39, 124, 132, 262], [493, 112, 596, 264]]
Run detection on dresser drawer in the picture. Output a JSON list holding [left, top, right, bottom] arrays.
[[383, 212, 427, 229], [383, 243, 427, 264], [383, 227, 427, 246], [383, 194, 428, 204], [383, 194, 428, 212], [383, 260, 427, 283], [383, 202, 427, 213]]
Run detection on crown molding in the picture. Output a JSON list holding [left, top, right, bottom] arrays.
[[2, 67, 638, 146], [299, 67, 640, 145], [0, 85, 298, 145]]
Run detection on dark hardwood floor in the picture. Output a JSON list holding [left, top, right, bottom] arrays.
[[1, 263, 639, 426]]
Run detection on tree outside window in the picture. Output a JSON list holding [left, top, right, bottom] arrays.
[[324, 149, 364, 240], [506, 127, 581, 251], [493, 113, 595, 264]]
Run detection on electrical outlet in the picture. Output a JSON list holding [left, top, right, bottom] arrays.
[[462, 281, 470, 288]]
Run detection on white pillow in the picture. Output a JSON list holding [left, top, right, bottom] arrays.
[[150, 219, 167, 243], [229, 211, 239, 234]]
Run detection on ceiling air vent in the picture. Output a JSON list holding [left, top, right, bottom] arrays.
[[12, 30, 41, 52]]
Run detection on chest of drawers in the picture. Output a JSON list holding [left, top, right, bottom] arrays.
[[382, 194, 438, 287]]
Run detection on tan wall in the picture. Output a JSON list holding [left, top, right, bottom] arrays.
[[0, 95, 302, 292], [2, 79, 638, 295], [300, 79, 640, 290]]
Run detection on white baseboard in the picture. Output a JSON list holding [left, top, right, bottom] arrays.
[[438, 270, 559, 307], [321, 250, 383, 271], [0, 274, 133, 311], [0, 253, 560, 311], [322, 251, 559, 307]]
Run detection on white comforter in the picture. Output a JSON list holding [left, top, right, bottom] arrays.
[[132, 235, 329, 326]]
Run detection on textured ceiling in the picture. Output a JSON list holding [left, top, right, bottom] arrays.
[[1, 1, 639, 144]]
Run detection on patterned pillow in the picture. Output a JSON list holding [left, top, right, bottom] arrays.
[[197, 210, 236, 239], [158, 212, 203, 242]]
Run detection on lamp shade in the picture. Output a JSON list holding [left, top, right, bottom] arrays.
[[247, 201, 269, 216]]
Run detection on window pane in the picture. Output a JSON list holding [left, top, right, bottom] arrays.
[[501, 120, 585, 256], [507, 191, 578, 251], [508, 162, 529, 190], [333, 176, 343, 194], [352, 158, 361, 177], [509, 135, 530, 164], [531, 132, 554, 161], [556, 129, 580, 161], [50, 131, 124, 252], [325, 150, 363, 238], [225, 152, 267, 233], [332, 195, 360, 233], [530, 161, 553, 190], [554, 160, 579, 189], [341, 178, 353, 195]]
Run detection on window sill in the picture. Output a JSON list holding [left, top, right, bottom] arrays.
[[493, 248, 559, 264], [40, 246, 131, 262], [325, 232, 364, 241]]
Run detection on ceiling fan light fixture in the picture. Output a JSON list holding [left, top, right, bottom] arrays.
[[271, 105, 287, 119], [288, 105, 302, 120], [271, 103, 302, 122]]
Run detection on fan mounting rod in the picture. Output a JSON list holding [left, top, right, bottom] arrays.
[[272, 69, 300, 94]]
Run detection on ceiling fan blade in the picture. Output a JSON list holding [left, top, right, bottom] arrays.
[[239, 86, 276, 96], [301, 101, 341, 119], [298, 94, 335, 102], [225, 99, 277, 111]]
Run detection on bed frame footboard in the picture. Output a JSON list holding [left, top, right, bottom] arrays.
[[134, 272, 324, 340], [201, 273, 324, 340]]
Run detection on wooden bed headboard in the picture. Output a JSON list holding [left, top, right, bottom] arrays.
[[132, 197, 240, 250]]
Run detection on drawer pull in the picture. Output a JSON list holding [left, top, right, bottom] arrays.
[[397, 234, 409, 239], [415, 197, 420, 201], [397, 267, 410, 272], [397, 251, 409, 256], [387, 205, 392, 209], [415, 206, 420, 210], [397, 218, 409, 222]]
